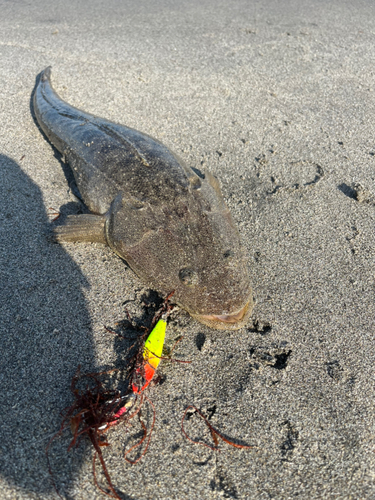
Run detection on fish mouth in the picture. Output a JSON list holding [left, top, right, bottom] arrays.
[[193, 300, 252, 330]]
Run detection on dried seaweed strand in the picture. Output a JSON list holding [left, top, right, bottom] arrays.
[[181, 405, 257, 451]]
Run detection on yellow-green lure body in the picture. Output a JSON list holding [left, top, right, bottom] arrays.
[[132, 319, 167, 393]]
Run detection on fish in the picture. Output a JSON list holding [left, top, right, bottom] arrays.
[[33, 67, 253, 330]]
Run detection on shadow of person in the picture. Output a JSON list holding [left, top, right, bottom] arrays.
[[0, 154, 96, 497]]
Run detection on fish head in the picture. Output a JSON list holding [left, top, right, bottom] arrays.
[[107, 168, 253, 330], [170, 205, 253, 330]]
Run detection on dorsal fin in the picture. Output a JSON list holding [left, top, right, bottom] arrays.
[[205, 170, 227, 209]]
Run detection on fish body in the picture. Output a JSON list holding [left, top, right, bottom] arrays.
[[34, 67, 253, 329]]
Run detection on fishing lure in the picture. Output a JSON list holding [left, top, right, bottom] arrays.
[[132, 318, 167, 393], [97, 318, 167, 432]]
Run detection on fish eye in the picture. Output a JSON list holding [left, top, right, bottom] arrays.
[[223, 249, 235, 259], [178, 267, 198, 286]]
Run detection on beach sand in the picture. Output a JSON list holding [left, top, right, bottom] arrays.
[[1, 1, 374, 498]]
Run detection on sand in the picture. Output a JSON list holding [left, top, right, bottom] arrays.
[[1, 0, 375, 498]]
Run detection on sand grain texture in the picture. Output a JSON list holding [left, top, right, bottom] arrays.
[[0, 1, 374, 499]]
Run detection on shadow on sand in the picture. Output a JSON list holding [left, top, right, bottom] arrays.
[[0, 153, 96, 498]]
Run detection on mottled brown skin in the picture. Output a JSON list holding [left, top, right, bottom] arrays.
[[34, 67, 253, 329]]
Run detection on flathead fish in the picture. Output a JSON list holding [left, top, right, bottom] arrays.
[[33, 67, 253, 329]]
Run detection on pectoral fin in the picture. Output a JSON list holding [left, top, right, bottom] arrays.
[[53, 214, 107, 244]]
